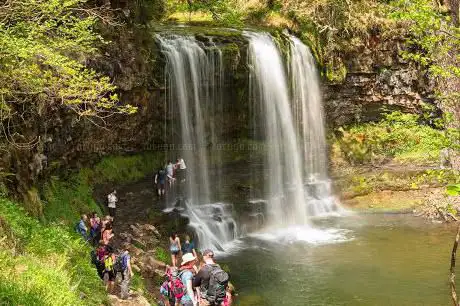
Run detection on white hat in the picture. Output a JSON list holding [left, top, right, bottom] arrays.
[[181, 253, 196, 265]]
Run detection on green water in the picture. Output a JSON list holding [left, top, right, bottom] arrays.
[[221, 214, 457, 306]]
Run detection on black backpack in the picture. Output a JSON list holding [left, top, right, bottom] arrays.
[[205, 264, 229, 304], [90, 249, 98, 265]]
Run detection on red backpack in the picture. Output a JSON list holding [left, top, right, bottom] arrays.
[[169, 269, 186, 299]]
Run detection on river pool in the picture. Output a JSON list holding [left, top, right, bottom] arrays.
[[219, 214, 457, 306]]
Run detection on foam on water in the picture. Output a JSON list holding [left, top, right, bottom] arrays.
[[249, 226, 353, 245]]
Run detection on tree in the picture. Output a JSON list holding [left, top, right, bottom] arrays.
[[0, 0, 137, 151]]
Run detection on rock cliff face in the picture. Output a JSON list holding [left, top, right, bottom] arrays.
[[323, 38, 436, 127], [2, 29, 435, 197]]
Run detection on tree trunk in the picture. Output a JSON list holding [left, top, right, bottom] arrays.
[[451, 224, 460, 306]]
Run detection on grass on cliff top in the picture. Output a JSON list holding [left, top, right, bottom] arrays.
[[42, 151, 164, 224], [0, 197, 107, 305]]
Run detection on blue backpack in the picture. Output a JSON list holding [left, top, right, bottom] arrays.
[[74, 221, 84, 235], [114, 253, 129, 272]]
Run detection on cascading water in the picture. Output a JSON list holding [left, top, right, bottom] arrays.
[[288, 35, 341, 216], [246, 32, 341, 230], [157, 35, 238, 251], [288, 35, 327, 180], [157, 30, 343, 251], [246, 32, 308, 228]]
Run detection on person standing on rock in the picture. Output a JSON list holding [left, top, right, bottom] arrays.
[[155, 168, 167, 197], [102, 222, 114, 245], [107, 190, 117, 218], [117, 249, 134, 300], [175, 158, 187, 183], [182, 235, 197, 258], [166, 160, 176, 188], [103, 246, 116, 293], [170, 233, 181, 267], [76, 214, 88, 240]]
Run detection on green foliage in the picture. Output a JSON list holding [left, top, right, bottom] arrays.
[[167, 0, 244, 26], [43, 151, 164, 224], [43, 172, 102, 224], [338, 168, 459, 198], [0, 0, 137, 155], [335, 111, 448, 165], [414, 169, 460, 185], [0, 0, 137, 117], [446, 203, 457, 216], [447, 184, 460, 196], [155, 246, 170, 263], [388, 0, 460, 80], [93, 152, 164, 184], [278, 0, 392, 80], [0, 197, 107, 305]]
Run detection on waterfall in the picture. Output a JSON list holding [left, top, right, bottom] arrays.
[[157, 35, 238, 251], [288, 35, 340, 216], [289, 35, 327, 180], [157, 31, 342, 251], [246, 32, 340, 229], [246, 32, 308, 227]]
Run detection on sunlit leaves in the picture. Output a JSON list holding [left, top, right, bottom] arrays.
[[446, 184, 460, 196], [389, 0, 460, 79], [0, 0, 136, 120]]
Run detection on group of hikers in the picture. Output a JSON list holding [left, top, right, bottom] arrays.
[[74, 163, 234, 305], [155, 158, 187, 197], [75, 190, 134, 299], [160, 233, 234, 306]]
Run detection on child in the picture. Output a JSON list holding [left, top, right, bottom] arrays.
[[222, 282, 235, 306]]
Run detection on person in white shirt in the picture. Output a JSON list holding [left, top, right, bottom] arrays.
[[166, 161, 175, 187], [175, 158, 187, 183], [107, 190, 117, 218]]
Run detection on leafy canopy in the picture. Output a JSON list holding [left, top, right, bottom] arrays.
[[389, 0, 460, 80], [0, 0, 137, 121]]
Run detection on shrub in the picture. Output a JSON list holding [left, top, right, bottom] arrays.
[[335, 111, 448, 165], [155, 247, 170, 264]]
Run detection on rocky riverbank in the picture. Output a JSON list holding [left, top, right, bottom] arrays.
[[334, 162, 460, 222], [95, 175, 191, 305]]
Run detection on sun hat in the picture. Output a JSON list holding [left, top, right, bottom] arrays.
[[181, 253, 196, 265]]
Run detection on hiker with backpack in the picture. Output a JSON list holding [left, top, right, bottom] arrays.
[[115, 249, 134, 300], [155, 168, 167, 197], [170, 233, 181, 267], [103, 246, 116, 293], [76, 214, 89, 240], [178, 253, 198, 306], [160, 265, 176, 306], [193, 249, 229, 306], [94, 243, 107, 279], [89, 212, 100, 244]]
